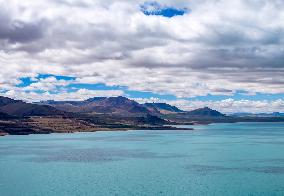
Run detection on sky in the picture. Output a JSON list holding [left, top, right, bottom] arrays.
[[0, 0, 284, 113]]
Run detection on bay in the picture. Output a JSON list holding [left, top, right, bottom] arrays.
[[0, 122, 284, 196]]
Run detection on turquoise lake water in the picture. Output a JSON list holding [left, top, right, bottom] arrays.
[[0, 122, 284, 196]]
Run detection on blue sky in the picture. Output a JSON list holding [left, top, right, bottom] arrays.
[[16, 74, 284, 102], [0, 0, 284, 113], [140, 2, 187, 17]]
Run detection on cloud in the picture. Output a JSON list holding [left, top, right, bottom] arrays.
[[1, 88, 124, 102], [21, 76, 73, 91], [0, 0, 283, 103], [0, 8, 45, 44]]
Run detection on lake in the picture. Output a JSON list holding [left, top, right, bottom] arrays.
[[1, 122, 284, 196]]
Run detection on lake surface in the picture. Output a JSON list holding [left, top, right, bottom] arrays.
[[1, 122, 284, 196]]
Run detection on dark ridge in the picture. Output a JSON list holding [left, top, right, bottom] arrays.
[[0, 96, 20, 107], [144, 102, 183, 114], [186, 107, 225, 117], [0, 96, 66, 117]]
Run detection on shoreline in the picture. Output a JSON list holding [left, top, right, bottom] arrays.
[[1, 119, 283, 137], [0, 125, 194, 137]]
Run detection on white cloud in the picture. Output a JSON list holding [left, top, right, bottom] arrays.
[[0, 0, 283, 101], [1, 89, 124, 102], [22, 76, 73, 91]]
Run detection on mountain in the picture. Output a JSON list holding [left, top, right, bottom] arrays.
[[0, 96, 65, 117], [143, 103, 183, 114], [270, 112, 284, 117], [231, 112, 252, 117], [40, 96, 153, 117], [185, 107, 225, 117], [0, 96, 19, 106], [232, 112, 284, 117], [162, 106, 226, 124]]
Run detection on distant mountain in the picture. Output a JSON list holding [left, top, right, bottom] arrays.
[[1, 95, 284, 136], [231, 112, 251, 117], [0, 96, 65, 117], [143, 103, 183, 114], [185, 107, 225, 117], [40, 96, 153, 117], [232, 112, 284, 117], [270, 112, 284, 117]]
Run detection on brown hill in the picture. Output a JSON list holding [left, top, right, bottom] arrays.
[[143, 103, 183, 114], [0, 96, 66, 117], [41, 96, 153, 117]]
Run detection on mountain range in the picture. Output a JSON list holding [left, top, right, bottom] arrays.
[[39, 96, 151, 117], [232, 112, 284, 117], [0, 95, 283, 136], [38, 96, 225, 118]]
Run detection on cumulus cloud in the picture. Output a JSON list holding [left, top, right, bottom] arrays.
[[1, 89, 124, 102], [22, 76, 73, 91], [0, 0, 283, 112]]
